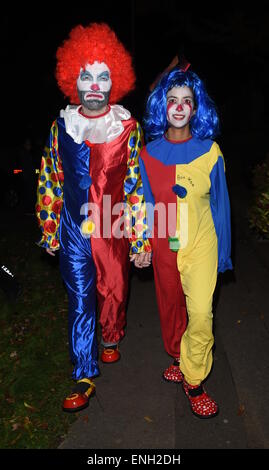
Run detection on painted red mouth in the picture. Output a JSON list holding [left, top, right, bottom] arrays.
[[173, 114, 185, 120], [85, 92, 104, 100]]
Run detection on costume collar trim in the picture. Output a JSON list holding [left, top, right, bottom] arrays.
[[164, 135, 193, 144], [146, 135, 214, 165], [78, 104, 111, 119], [60, 104, 131, 144]]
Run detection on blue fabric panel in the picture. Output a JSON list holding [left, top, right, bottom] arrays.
[[210, 156, 233, 273], [57, 117, 91, 226], [59, 204, 99, 380]]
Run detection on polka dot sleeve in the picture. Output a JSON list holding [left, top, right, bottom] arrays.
[[124, 122, 152, 255], [36, 120, 64, 250]]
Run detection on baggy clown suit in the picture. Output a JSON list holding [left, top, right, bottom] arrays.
[[140, 135, 232, 386], [36, 23, 151, 382]]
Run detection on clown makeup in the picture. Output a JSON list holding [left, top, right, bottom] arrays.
[[77, 61, 112, 113], [166, 86, 195, 129]]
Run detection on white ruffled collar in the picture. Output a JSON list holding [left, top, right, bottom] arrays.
[[60, 104, 131, 144]]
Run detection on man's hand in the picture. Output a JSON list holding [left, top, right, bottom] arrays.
[[46, 248, 57, 257], [130, 252, 152, 268]]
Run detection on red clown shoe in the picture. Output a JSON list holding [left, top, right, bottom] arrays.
[[163, 359, 183, 383], [101, 345, 120, 363], [62, 378, 95, 413], [182, 379, 219, 419]]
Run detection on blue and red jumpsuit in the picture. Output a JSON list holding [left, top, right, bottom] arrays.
[[36, 114, 151, 380]]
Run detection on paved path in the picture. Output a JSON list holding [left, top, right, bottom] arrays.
[[59, 178, 269, 450]]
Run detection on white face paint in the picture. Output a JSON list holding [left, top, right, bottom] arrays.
[[166, 86, 195, 129], [77, 61, 112, 96], [77, 61, 112, 111]]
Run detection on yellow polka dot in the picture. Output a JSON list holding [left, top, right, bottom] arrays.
[[81, 220, 95, 235]]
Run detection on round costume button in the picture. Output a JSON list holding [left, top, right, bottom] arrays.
[[79, 175, 92, 190], [81, 220, 95, 235]]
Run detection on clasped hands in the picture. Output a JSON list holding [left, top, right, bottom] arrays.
[[46, 248, 152, 269], [130, 252, 152, 269]]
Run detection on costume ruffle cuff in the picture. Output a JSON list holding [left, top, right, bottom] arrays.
[[36, 233, 60, 250], [130, 237, 152, 255]]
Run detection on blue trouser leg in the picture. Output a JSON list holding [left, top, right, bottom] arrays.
[[59, 215, 99, 380]]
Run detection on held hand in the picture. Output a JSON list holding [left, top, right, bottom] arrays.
[[130, 252, 152, 269], [46, 248, 57, 257]]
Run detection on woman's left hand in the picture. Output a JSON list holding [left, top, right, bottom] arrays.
[[130, 252, 152, 268]]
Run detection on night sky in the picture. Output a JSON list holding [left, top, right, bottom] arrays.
[[4, 2, 269, 162]]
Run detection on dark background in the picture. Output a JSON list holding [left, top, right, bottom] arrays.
[[1, 3, 269, 451], [3, 2, 269, 178]]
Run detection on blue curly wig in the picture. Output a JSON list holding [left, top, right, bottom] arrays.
[[143, 67, 220, 141]]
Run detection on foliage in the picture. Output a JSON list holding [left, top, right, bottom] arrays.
[[248, 155, 269, 238], [0, 222, 76, 448]]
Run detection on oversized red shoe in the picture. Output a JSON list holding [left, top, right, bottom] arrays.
[[101, 345, 120, 363], [182, 379, 219, 419], [62, 378, 95, 413], [163, 360, 183, 383]]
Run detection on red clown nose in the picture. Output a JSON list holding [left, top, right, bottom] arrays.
[[176, 103, 184, 112], [91, 84, 100, 91]]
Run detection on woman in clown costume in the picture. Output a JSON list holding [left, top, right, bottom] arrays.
[[140, 64, 232, 418], [36, 23, 151, 412]]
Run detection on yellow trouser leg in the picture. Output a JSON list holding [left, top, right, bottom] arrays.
[[178, 235, 218, 386]]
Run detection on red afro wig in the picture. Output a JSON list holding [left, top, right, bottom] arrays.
[[55, 23, 136, 104]]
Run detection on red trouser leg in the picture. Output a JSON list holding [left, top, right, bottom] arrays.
[[91, 236, 130, 345], [151, 236, 187, 358]]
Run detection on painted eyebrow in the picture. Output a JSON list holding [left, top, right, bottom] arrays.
[[97, 71, 110, 79], [167, 95, 193, 99], [80, 70, 93, 79]]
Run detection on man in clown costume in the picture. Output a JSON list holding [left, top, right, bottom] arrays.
[[36, 23, 151, 412]]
